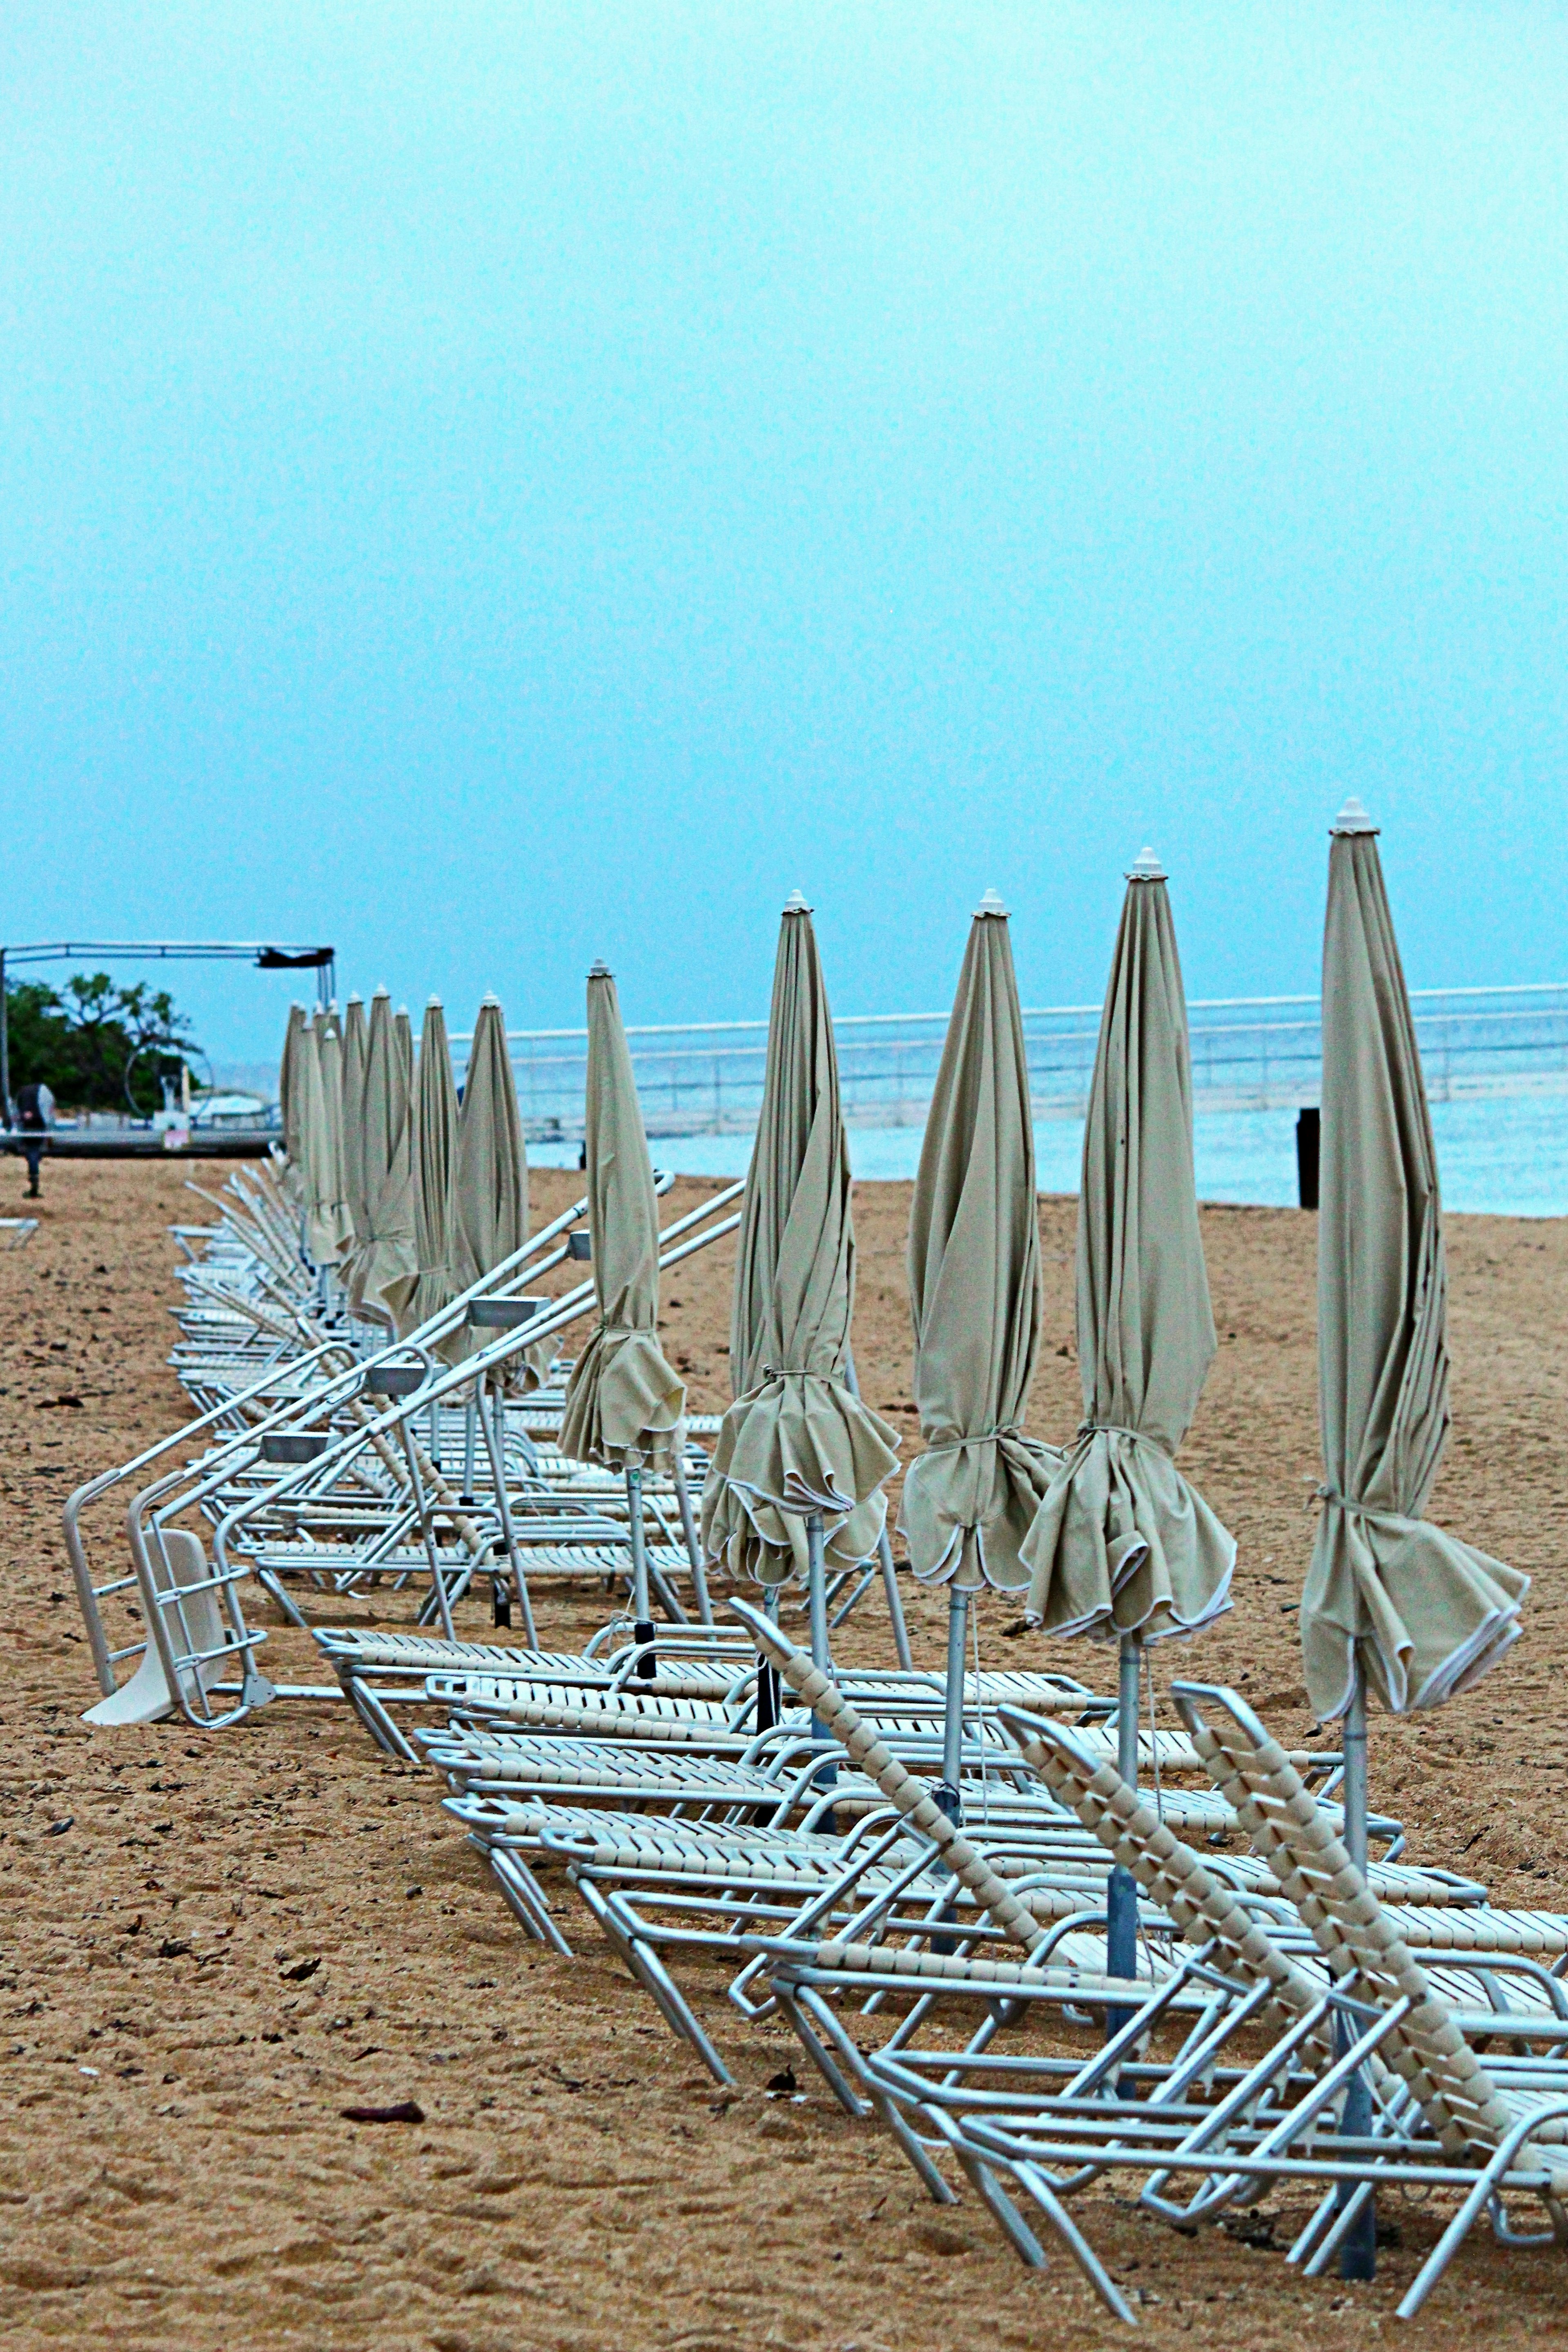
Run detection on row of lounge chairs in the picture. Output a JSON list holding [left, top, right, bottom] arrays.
[[65, 1158, 1568, 2323]]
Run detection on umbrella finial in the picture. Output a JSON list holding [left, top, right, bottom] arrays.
[[587, 958, 613, 979], [346, 990, 363, 1006], [782, 888, 813, 915], [1332, 795, 1379, 835], [1126, 846, 1167, 882], [425, 993, 443, 1008], [974, 886, 1009, 918], [372, 983, 390, 1000]]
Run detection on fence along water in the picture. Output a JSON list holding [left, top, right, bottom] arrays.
[[448, 982, 1568, 1147]]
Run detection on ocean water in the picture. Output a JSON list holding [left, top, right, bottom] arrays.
[[534, 1092, 1568, 1217]]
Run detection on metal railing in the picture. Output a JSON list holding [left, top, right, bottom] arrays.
[[448, 982, 1568, 1145]]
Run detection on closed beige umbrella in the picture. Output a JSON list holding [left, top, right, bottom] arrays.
[[453, 997, 526, 1293], [702, 898, 900, 1619], [299, 1015, 353, 1269], [394, 1003, 414, 1101], [1022, 851, 1235, 1644], [448, 998, 554, 1408], [1304, 800, 1528, 1726], [348, 988, 417, 1320], [1302, 797, 1529, 2283], [1020, 850, 1234, 2001], [900, 890, 1058, 1815], [384, 997, 463, 1341], [561, 963, 691, 1648], [340, 994, 370, 1259], [278, 1003, 310, 1171], [561, 964, 685, 1469], [316, 1009, 352, 1265]]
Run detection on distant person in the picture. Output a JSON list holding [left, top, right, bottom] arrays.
[[14, 1081, 55, 1198]]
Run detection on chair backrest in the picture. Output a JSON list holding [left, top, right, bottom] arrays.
[[157, 1526, 227, 1664], [740, 1608, 1058, 1960], [1172, 1681, 1516, 2161], [997, 1705, 1330, 2051]]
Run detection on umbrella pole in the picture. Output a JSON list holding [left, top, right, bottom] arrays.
[[1105, 1633, 1141, 2029], [1336, 1662, 1377, 2280], [627, 1456, 656, 1679], [877, 1525, 914, 1671], [844, 1351, 913, 1669], [806, 1510, 830, 1677], [936, 1587, 970, 1824], [427, 1397, 441, 1471], [671, 1450, 713, 1627], [461, 1391, 478, 1503], [481, 1375, 535, 1647], [806, 1509, 837, 1817], [756, 1586, 781, 1732]]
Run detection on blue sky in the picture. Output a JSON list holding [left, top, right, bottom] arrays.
[[4, 4, 1568, 1060]]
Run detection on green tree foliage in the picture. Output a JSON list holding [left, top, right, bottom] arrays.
[[5, 973, 200, 1114]]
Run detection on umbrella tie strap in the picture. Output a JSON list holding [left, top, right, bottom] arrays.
[[1074, 1420, 1170, 1454], [1314, 1483, 1396, 1520], [918, 1423, 1025, 1456]]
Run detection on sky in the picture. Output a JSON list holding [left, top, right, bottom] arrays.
[[4, 3, 1568, 1064]]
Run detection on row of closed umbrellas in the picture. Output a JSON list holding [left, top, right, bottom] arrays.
[[266, 805, 1530, 2290], [278, 800, 1527, 1840], [278, 992, 542, 1375]]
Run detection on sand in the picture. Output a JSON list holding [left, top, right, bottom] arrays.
[[2, 1157, 1567, 2350]]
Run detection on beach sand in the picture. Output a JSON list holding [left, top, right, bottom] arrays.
[[2, 1158, 1566, 2349]]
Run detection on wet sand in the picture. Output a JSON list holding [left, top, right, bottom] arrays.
[[2, 1158, 1566, 2349]]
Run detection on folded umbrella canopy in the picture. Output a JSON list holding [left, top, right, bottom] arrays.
[[340, 993, 370, 1264], [1304, 800, 1528, 1725], [394, 1003, 414, 1098], [384, 997, 463, 1341], [702, 896, 900, 1599], [561, 964, 692, 1652], [278, 1003, 310, 1172], [1297, 797, 1529, 2285], [448, 996, 553, 1385], [1019, 850, 1234, 2005], [560, 964, 686, 1471], [318, 1009, 353, 1261], [347, 987, 417, 1320], [1022, 851, 1235, 1643], [454, 998, 523, 1278], [902, 892, 1055, 1594], [900, 890, 1058, 1815], [301, 1010, 353, 1269], [444, 995, 526, 1372]]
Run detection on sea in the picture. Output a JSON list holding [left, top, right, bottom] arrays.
[[532, 1092, 1568, 1218]]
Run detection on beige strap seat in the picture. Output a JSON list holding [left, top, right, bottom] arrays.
[[1167, 1682, 1568, 2316], [315, 1626, 746, 1698], [1178, 1683, 1568, 2164]]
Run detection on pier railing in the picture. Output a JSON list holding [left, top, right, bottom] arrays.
[[450, 982, 1568, 1145]]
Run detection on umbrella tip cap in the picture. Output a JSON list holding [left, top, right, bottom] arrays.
[[975, 886, 1009, 918], [1126, 846, 1167, 882], [782, 888, 812, 915], [1332, 795, 1379, 835], [587, 958, 613, 979]]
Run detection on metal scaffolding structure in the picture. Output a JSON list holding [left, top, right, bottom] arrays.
[[0, 940, 335, 1123]]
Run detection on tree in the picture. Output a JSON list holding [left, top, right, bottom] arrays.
[[5, 973, 201, 1114]]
